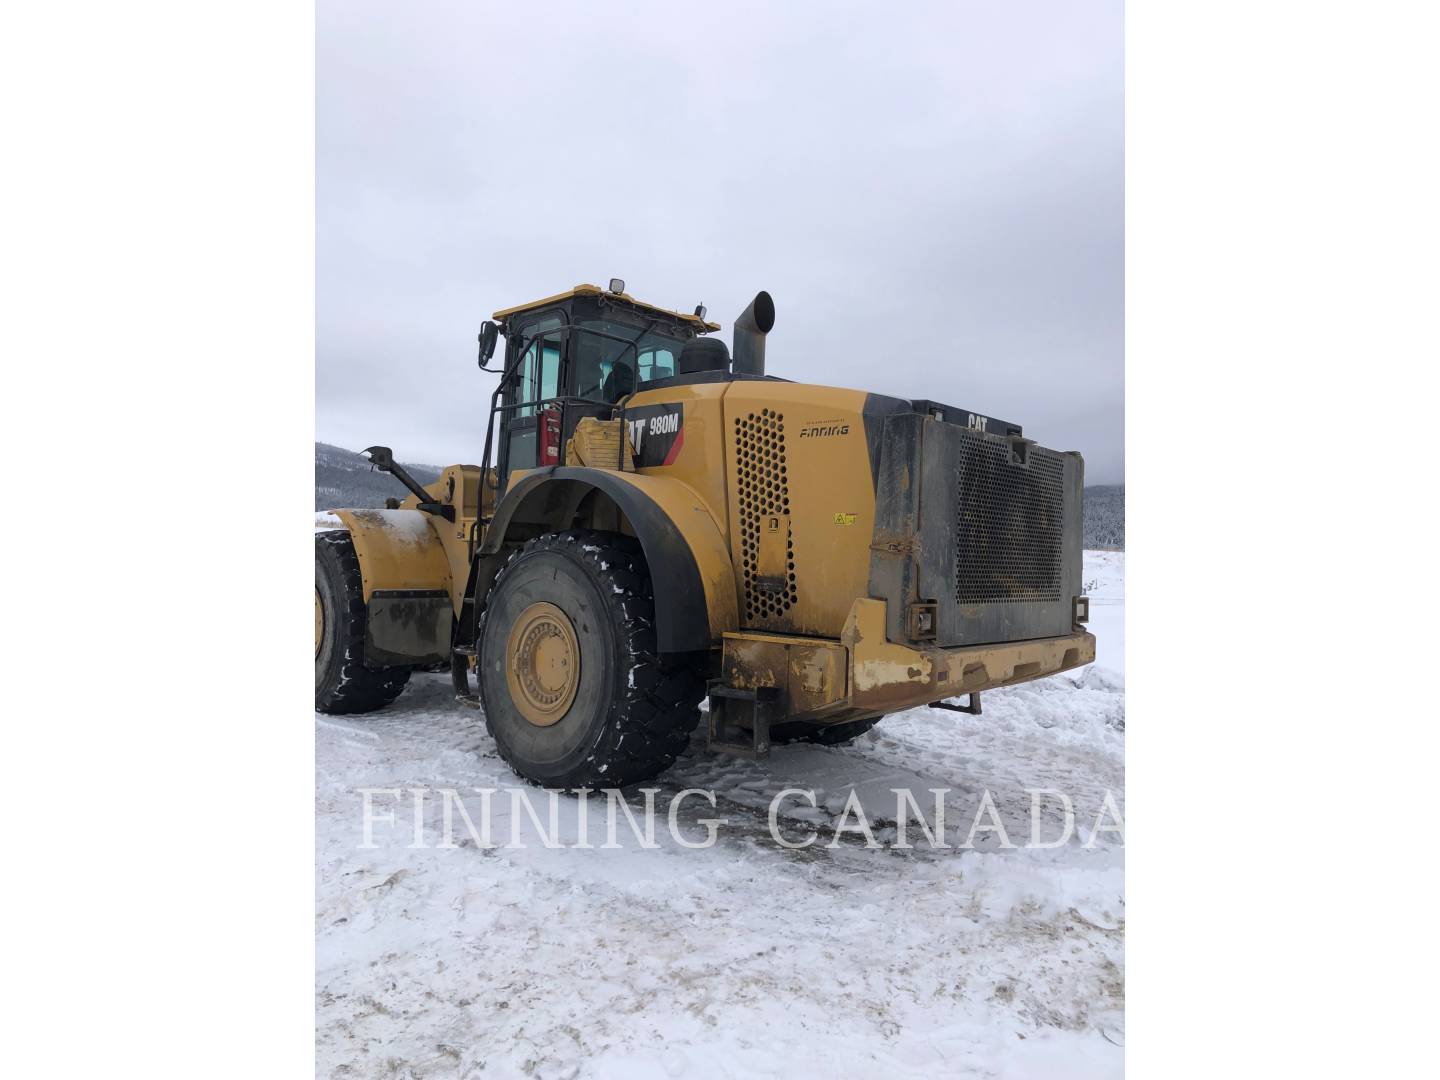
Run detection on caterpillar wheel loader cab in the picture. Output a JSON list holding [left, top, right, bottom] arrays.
[[316, 280, 1096, 787]]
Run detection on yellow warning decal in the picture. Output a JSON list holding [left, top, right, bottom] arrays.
[[832, 512, 857, 526]]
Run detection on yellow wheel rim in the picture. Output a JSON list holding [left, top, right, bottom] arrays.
[[315, 588, 325, 658], [505, 601, 580, 727]]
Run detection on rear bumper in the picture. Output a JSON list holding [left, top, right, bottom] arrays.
[[722, 597, 1095, 725]]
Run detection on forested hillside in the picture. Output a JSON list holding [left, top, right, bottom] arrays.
[[1084, 484, 1125, 549], [315, 442, 441, 510]]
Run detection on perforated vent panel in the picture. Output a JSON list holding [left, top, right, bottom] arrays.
[[953, 433, 1065, 604], [735, 408, 797, 623]]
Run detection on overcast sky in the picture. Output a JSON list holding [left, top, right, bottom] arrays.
[[318, 0, 1123, 483]]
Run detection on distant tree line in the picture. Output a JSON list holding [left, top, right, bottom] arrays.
[[1083, 485, 1125, 550]]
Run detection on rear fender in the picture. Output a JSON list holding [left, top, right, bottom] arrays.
[[481, 468, 737, 653]]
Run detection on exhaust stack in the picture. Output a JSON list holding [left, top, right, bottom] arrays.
[[731, 291, 775, 376]]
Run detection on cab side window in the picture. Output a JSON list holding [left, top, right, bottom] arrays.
[[511, 312, 564, 417], [515, 338, 561, 416]]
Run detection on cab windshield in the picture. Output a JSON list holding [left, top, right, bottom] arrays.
[[572, 319, 688, 403]]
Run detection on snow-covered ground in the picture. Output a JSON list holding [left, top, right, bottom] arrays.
[[316, 551, 1125, 1078]]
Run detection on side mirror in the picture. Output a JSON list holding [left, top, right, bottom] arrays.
[[363, 445, 395, 470], [477, 321, 499, 366]]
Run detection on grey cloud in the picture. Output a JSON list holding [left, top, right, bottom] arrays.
[[318, 0, 1123, 481]]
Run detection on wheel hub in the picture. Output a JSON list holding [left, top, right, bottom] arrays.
[[315, 588, 324, 658], [505, 601, 580, 726]]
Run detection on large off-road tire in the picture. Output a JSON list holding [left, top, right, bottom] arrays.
[[477, 530, 707, 788], [315, 530, 411, 714], [769, 717, 882, 746]]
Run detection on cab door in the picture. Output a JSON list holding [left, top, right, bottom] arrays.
[[498, 313, 564, 487]]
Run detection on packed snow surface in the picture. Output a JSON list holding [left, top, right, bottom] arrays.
[[316, 553, 1125, 1078]]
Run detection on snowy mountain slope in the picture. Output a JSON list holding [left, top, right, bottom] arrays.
[[316, 442, 442, 511], [315, 552, 1125, 1078]]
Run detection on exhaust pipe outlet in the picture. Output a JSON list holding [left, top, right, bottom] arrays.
[[731, 290, 775, 376]]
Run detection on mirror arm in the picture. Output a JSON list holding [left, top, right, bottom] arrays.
[[362, 446, 455, 520]]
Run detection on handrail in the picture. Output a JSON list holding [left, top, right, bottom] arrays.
[[478, 322, 668, 530]]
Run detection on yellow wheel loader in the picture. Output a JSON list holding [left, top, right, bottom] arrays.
[[315, 281, 1095, 787]]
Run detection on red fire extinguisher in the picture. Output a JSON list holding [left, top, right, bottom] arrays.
[[537, 405, 562, 465]]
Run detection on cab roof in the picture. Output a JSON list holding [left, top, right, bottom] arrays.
[[491, 283, 722, 332]]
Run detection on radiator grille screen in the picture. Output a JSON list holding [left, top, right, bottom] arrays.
[[953, 434, 1065, 604]]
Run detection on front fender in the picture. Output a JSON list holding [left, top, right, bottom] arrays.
[[483, 468, 737, 653], [328, 509, 455, 666], [330, 509, 454, 600]]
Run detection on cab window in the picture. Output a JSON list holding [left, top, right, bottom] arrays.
[[637, 346, 676, 383], [515, 338, 561, 417], [571, 319, 687, 403], [510, 312, 564, 417]]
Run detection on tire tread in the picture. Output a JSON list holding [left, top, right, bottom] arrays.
[[478, 529, 706, 787], [315, 530, 411, 714]]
